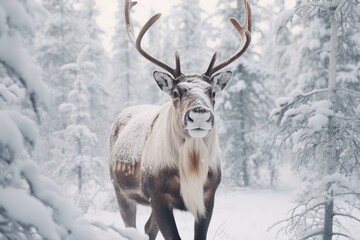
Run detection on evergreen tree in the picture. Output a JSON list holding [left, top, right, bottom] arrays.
[[59, 46, 106, 212], [35, 0, 110, 193], [164, 0, 211, 73], [272, 0, 360, 238], [0, 1, 107, 239], [35, 0, 85, 171], [216, 0, 275, 187], [78, 0, 110, 161], [111, 0, 143, 108]]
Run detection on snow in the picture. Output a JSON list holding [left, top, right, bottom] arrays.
[[273, 9, 294, 33], [307, 113, 328, 132], [59, 102, 76, 113], [0, 111, 24, 156], [308, 38, 321, 50], [65, 125, 98, 145], [60, 45, 95, 71], [0, 0, 34, 32], [0, 187, 60, 240], [228, 80, 246, 92], [297, 104, 312, 115], [0, 1, 50, 105], [312, 100, 333, 116], [0, 110, 37, 157], [276, 98, 333, 133], [224, 101, 232, 110], [306, 100, 333, 132], [0, 83, 17, 104], [301, 227, 323, 239], [275, 97, 292, 107], [338, 70, 358, 83], [289, 89, 304, 98], [91, 221, 149, 240], [86, 189, 294, 240], [15, 160, 104, 240], [112, 105, 161, 164], [6, 110, 38, 145]]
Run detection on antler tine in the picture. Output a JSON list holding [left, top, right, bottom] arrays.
[[204, 52, 218, 77], [124, 0, 181, 78], [175, 51, 181, 77], [244, 0, 252, 32], [205, 0, 252, 77], [124, 0, 137, 45]]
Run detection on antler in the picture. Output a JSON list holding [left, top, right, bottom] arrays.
[[125, 0, 181, 78], [204, 0, 252, 77]]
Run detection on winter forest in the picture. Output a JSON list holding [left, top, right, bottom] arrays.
[[1, 0, 360, 239]]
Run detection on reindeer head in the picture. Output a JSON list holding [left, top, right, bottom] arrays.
[[125, 0, 252, 138], [152, 71, 231, 138]]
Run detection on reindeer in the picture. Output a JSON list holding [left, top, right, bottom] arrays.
[[109, 0, 251, 239]]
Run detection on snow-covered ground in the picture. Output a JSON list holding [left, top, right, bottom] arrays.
[[86, 189, 294, 240]]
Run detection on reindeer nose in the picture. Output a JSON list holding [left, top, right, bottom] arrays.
[[186, 107, 213, 125], [185, 107, 214, 138]]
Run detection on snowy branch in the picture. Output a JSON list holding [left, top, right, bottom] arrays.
[[332, 232, 355, 239], [335, 87, 360, 96], [333, 212, 360, 223], [271, 88, 328, 124], [0, 60, 41, 118], [300, 229, 323, 240]]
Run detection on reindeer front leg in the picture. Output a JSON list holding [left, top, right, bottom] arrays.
[[144, 211, 159, 240], [194, 192, 215, 240], [195, 169, 221, 240], [151, 194, 181, 240]]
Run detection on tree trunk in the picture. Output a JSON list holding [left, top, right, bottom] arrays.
[[78, 165, 82, 194], [323, 3, 338, 239], [125, 43, 131, 101], [77, 137, 83, 194], [238, 92, 249, 186]]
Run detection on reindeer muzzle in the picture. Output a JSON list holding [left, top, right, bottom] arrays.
[[184, 107, 214, 138]]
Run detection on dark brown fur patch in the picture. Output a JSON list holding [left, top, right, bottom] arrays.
[[142, 168, 186, 210], [203, 168, 221, 200], [189, 149, 200, 174], [113, 161, 141, 190]]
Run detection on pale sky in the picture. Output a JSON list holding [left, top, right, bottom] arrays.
[[95, 0, 217, 52], [96, 0, 295, 53]]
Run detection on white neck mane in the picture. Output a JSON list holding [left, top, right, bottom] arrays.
[[142, 103, 220, 219]]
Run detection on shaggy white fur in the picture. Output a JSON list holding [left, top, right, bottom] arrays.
[[110, 76, 225, 220], [141, 103, 220, 219]]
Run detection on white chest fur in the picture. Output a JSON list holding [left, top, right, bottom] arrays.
[[141, 108, 220, 219]]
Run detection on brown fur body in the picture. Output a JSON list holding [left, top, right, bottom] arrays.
[[109, 103, 221, 240]]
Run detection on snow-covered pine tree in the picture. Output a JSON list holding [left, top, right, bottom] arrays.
[[78, 0, 111, 164], [262, 0, 293, 97], [144, 8, 170, 105], [36, 0, 110, 196], [216, 0, 275, 187], [35, 0, 85, 174], [59, 45, 106, 212], [164, 0, 210, 73], [0, 1, 117, 239], [111, 0, 143, 109], [37, 0, 83, 101], [271, 0, 360, 238]]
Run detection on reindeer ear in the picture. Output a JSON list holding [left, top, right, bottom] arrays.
[[211, 71, 232, 92], [153, 71, 175, 95]]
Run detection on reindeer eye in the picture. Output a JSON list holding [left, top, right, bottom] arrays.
[[212, 92, 216, 98], [173, 91, 179, 98]]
